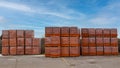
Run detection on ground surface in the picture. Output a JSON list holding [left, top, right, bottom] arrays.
[[0, 55, 120, 68]]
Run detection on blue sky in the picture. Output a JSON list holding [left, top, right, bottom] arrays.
[[0, 0, 120, 38]]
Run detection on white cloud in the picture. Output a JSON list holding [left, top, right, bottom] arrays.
[[0, 1, 78, 19], [0, 1, 34, 12], [0, 16, 6, 23]]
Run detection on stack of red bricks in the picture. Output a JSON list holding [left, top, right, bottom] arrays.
[[103, 29, 118, 55], [2, 30, 41, 56], [81, 28, 118, 56], [61, 27, 80, 57], [45, 27, 61, 57], [45, 27, 80, 58]]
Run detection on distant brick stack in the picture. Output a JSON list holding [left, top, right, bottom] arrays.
[[81, 28, 118, 56], [45, 27, 80, 58], [2, 30, 41, 56]]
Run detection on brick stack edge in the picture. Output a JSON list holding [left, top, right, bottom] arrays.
[[45, 27, 80, 57], [81, 28, 118, 56], [2, 30, 41, 56]]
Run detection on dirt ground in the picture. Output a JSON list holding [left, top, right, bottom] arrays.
[[0, 55, 120, 68]]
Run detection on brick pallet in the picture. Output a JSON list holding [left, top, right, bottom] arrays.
[[2, 30, 41, 56], [45, 27, 80, 57], [81, 28, 118, 56]]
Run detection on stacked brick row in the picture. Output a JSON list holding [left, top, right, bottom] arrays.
[[61, 27, 80, 57], [45, 27, 80, 57], [2, 30, 41, 56], [45, 27, 61, 57], [81, 28, 118, 56]]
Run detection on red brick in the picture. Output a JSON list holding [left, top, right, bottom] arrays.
[[61, 47, 69, 57], [81, 28, 89, 37], [103, 29, 110, 37], [88, 28, 95, 37], [50, 47, 61, 58], [111, 38, 118, 46], [104, 46, 112, 55], [111, 29, 117, 37], [45, 27, 53, 37], [61, 37, 69, 46], [2, 39, 9, 47], [104, 38, 110, 46], [32, 47, 40, 55], [2, 47, 9, 55], [45, 37, 52, 46], [52, 27, 60, 36], [17, 46, 24, 55], [82, 38, 89, 47], [70, 27, 80, 37], [9, 30, 17, 38], [2, 30, 9, 39], [32, 38, 41, 47], [45, 47, 51, 57], [89, 47, 96, 56], [70, 46, 80, 57], [25, 38, 32, 46], [96, 38, 103, 46], [52, 36, 60, 46], [61, 27, 69, 37], [111, 47, 118, 55], [81, 47, 89, 56], [10, 47, 16, 55], [97, 46, 103, 56], [89, 38, 96, 47], [25, 46, 32, 55], [25, 30, 34, 38], [17, 30, 24, 38], [17, 38, 24, 46], [10, 38, 17, 47], [96, 29, 103, 37], [70, 37, 80, 46]]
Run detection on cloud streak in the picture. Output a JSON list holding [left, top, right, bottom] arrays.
[[0, 1, 84, 19]]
